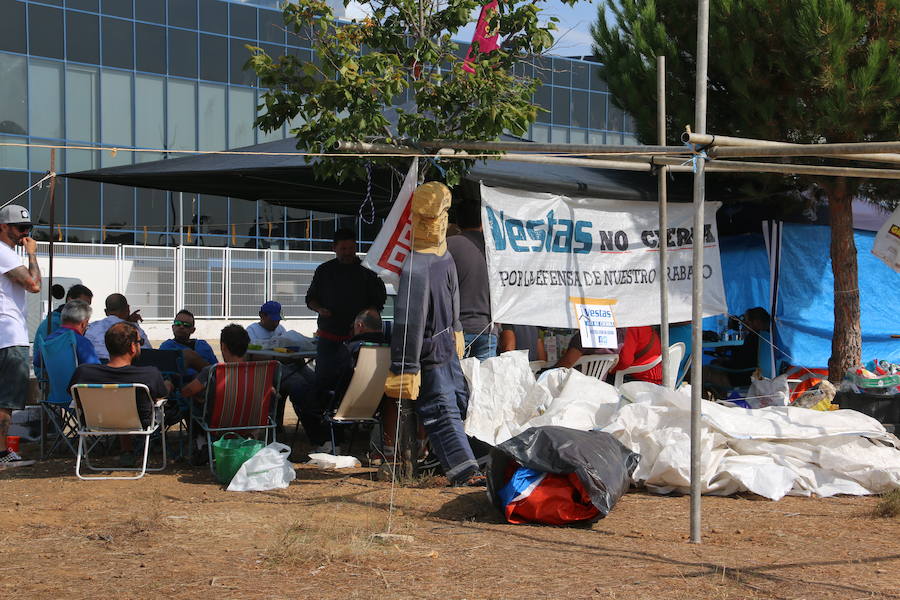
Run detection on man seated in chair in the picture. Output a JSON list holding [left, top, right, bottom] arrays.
[[70, 322, 172, 466], [704, 307, 771, 390], [34, 284, 93, 352], [293, 308, 386, 454], [554, 327, 663, 385], [159, 309, 218, 379], [85, 294, 152, 362], [33, 299, 100, 373]]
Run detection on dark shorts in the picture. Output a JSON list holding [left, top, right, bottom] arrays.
[[0, 346, 29, 411]]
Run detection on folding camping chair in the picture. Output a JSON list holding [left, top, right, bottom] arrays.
[[134, 348, 187, 432], [35, 330, 80, 458], [573, 354, 619, 381], [190, 360, 281, 475], [322, 345, 392, 455], [613, 342, 686, 390], [70, 384, 167, 480]]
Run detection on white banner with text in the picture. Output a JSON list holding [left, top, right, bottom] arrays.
[[481, 185, 728, 329]]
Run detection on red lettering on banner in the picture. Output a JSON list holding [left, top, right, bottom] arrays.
[[377, 200, 413, 275]]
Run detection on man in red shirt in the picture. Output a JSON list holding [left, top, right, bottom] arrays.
[[555, 326, 662, 385]]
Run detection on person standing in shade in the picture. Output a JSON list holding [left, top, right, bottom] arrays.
[[447, 200, 495, 360], [306, 228, 386, 395], [246, 301, 287, 342], [0, 205, 41, 468]]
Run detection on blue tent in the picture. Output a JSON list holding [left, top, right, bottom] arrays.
[[716, 224, 900, 369]]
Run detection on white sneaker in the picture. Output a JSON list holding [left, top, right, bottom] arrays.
[[0, 450, 36, 469]]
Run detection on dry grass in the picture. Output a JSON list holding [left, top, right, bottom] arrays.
[[873, 488, 900, 518]]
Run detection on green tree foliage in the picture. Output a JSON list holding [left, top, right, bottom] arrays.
[[249, 0, 575, 185], [592, 0, 899, 379]]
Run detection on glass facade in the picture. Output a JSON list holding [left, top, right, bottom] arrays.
[[0, 0, 637, 250]]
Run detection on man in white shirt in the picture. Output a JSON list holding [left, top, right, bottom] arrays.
[[246, 300, 286, 342], [0, 205, 41, 468], [85, 293, 152, 361]]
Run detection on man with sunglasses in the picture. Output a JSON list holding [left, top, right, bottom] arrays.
[[160, 309, 218, 378], [0, 204, 41, 468]]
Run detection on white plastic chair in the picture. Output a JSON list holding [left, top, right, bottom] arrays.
[[613, 342, 685, 389], [70, 384, 167, 480], [529, 360, 552, 374], [573, 354, 619, 381]]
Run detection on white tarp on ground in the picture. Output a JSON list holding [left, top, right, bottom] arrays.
[[462, 352, 900, 500]]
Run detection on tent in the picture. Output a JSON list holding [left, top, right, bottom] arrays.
[[61, 137, 689, 215], [717, 223, 900, 369]]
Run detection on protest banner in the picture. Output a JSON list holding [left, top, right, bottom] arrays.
[[481, 185, 728, 328], [362, 160, 418, 288]]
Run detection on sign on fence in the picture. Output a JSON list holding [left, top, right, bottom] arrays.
[[481, 185, 728, 329]]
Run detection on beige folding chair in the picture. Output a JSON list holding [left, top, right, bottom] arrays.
[[325, 346, 392, 453], [573, 354, 619, 381], [70, 384, 167, 480], [613, 342, 686, 389]]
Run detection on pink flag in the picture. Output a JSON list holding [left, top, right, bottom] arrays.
[[462, 1, 500, 74]]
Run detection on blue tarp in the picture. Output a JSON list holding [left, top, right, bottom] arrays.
[[777, 224, 900, 368], [718, 233, 770, 317]]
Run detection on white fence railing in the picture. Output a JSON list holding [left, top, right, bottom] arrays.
[[34, 242, 334, 320]]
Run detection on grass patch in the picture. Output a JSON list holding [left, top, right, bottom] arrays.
[[872, 489, 900, 518]]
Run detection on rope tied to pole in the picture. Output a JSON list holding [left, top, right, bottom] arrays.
[[359, 161, 376, 225]]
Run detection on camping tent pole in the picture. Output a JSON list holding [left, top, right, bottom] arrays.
[[683, 133, 900, 165], [178, 192, 183, 246], [689, 0, 710, 545], [657, 56, 670, 387], [46, 150, 56, 336]]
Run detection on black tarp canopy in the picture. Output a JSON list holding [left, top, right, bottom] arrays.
[[63, 137, 687, 216]]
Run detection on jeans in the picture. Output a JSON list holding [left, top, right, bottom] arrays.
[[463, 332, 497, 362], [416, 359, 478, 483]]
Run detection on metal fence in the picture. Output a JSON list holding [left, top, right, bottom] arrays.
[[35, 242, 334, 320]]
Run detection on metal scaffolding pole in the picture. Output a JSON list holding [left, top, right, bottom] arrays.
[[684, 132, 900, 165], [657, 56, 670, 387], [689, 0, 709, 545]]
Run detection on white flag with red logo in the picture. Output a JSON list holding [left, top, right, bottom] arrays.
[[362, 160, 418, 288]]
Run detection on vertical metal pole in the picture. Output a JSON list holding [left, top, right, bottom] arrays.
[[178, 192, 184, 246], [46, 150, 56, 335], [690, 0, 710, 544], [657, 56, 670, 387]]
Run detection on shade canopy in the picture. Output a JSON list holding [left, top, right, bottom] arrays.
[[62, 137, 685, 216]]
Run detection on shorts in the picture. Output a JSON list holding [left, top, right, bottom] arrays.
[[0, 346, 29, 411]]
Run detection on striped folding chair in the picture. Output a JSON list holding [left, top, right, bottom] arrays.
[[190, 360, 281, 474]]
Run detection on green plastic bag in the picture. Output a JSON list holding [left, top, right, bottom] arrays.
[[212, 433, 264, 484]]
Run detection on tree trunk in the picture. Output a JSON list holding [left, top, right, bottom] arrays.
[[825, 177, 862, 382]]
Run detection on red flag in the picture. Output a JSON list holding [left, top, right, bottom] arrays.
[[462, 1, 500, 74]]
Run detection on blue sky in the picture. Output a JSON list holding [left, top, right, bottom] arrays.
[[344, 1, 605, 58]]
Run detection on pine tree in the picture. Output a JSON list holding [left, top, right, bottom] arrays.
[[592, 0, 899, 380]]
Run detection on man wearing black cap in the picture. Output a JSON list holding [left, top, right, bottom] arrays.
[[0, 204, 41, 468]]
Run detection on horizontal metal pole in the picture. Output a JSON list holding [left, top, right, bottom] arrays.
[[415, 139, 689, 156], [684, 132, 900, 164]]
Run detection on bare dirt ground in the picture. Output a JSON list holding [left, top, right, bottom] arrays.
[[3, 433, 899, 600]]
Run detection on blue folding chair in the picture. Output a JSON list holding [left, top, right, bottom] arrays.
[[35, 330, 80, 458]]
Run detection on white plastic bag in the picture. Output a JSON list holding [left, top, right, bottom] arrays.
[[307, 453, 362, 469], [227, 442, 296, 492], [746, 374, 790, 408]]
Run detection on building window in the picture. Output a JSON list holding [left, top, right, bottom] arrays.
[[230, 3, 258, 40], [65, 65, 100, 144], [136, 188, 170, 233], [231, 198, 258, 241], [590, 93, 607, 131], [571, 90, 588, 129], [0, 0, 26, 54], [167, 79, 197, 152], [28, 4, 64, 60], [258, 9, 284, 44], [66, 11, 100, 65], [168, 0, 198, 30], [136, 0, 166, 25], [228, 86, 256, 148], [67, 179, 102, 241], [101, 0, 133, 19], [135, 74, 166, 161], [100, 70, 133, 162], [0, 135, 28, 170], [199, 83, 226, 150], [200, 34, 228, 82], [29, 59, 65, 140], [230, 38, 256, 86], [534, 85, 551, 124], [200, 0, 228, 34], [0, 53, 27, 136], [103, 183, 135, 245], [169, 29, 199, 79], [136, 24, 167, 74], [551, 86, 570, 127], [101, 17, 135, 70]]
